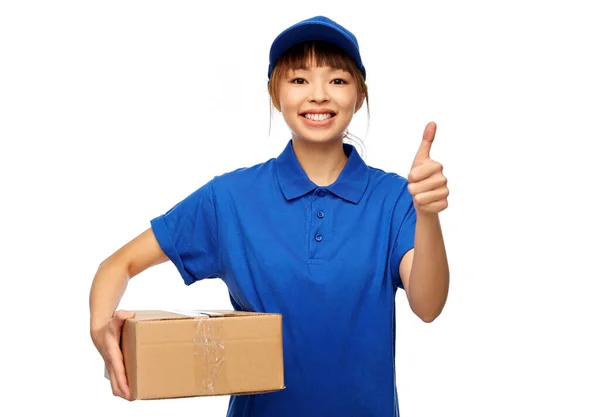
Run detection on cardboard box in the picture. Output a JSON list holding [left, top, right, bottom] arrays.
[[107, 309, 285, 400]]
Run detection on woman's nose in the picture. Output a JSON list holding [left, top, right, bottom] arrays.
[[309, 83, 330, 103]]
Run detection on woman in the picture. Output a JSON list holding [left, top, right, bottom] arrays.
[[90, 15, 450, 417]]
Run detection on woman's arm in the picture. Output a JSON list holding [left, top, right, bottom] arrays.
[[400, 213, 449, 322], [89, 227, 168, 399], [89, 227, 168, 331], [399, 121, 450, 322]]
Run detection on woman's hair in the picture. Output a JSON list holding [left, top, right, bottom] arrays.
[[267, 40, 370, 155]]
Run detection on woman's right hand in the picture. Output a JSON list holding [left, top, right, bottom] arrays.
[[91, 310, 136, 401]]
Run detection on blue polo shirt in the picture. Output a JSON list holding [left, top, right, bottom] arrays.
[[150, 139, 416, 417]]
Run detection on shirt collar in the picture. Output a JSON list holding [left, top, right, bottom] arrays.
[[274, 139, 369, 204]]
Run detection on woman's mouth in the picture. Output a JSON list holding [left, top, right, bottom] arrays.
[[300, 112, 337, 126]]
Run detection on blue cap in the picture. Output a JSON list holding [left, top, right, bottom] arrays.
[[268, 16, 366, 80]]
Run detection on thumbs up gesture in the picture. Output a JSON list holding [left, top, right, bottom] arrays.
[[407, 122, 449, 215]]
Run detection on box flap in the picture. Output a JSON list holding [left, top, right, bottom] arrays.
[[129, 310, 276, 322]]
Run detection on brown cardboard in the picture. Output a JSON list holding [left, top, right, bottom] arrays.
[[107, 310, 285, 400]]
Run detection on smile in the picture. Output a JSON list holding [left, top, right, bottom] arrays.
[[300, 112, 337, 127], [302, 113, 335, 121]]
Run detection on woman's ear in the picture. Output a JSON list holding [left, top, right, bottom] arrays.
[[268, 80, 282, 112], [272, 98, 281, 112], [354, 94, 365, 113]]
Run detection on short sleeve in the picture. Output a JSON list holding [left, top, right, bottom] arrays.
[[389, 189, 417, 290], [150, 178, 221, 285]]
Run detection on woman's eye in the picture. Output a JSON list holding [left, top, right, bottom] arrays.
[[291, 78, 306, 84], [332, 79, 347, 85]]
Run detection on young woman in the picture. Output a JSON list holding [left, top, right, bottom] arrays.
[[90, 15, 450, 417]]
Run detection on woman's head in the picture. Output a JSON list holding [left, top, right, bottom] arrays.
[[268, 40, 369, 145], [266, 16, 369, 146]]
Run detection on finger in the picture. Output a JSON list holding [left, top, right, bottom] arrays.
[[407, 174, 447, 196], [416, 199, 449, 213], [408, 160, 443, 183], [110, 311, 135, 335], [109, 350, 131, 400], [412, 121, 437, 167], [114, 310, 135, 322], [108, 366, 125, 398], [413, 187, 449, 206]]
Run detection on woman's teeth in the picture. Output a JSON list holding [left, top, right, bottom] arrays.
[[304, 113, 333, 121]]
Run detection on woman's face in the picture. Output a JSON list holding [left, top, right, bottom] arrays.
[[277, 65, 361, 145]]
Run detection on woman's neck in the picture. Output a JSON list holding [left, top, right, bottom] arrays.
[[291, 137, 348, 187]]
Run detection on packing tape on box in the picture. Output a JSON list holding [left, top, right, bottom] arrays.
[[166, 309, 211, 317], [193, 316, 226, 394], [168, 310, 227, 394], [167, 310, 227, 394]]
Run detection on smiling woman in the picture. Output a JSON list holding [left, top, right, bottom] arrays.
[[89, 14, 450, 417]]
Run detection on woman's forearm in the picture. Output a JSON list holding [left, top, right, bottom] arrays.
[[407, 212, 450, 322]]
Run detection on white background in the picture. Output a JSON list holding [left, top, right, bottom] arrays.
[[1, 1, 598, 416]]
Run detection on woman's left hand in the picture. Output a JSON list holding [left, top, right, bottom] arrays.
[[407, 122, 449, 215]]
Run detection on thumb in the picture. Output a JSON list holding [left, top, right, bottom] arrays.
[[412, 122, 437, 167], [115, 310, 135, 321], [111, 310, 135, 332]]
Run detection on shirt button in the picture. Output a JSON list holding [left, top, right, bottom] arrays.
[[315, 233, 323, 242], [317, 190, 326, 197], [316, 210, 325, 219]]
